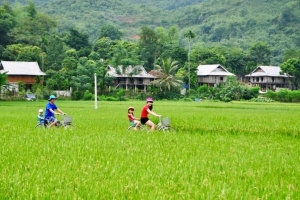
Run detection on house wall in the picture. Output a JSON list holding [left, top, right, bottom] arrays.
[[248, 76, 287, 84], [114, 77, 154, 90], [8, 75, 37, 84], [198, 75, 227, 85]]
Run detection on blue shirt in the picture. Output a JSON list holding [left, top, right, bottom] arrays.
[[37, 114, 44, 123], [45, 102, 58, 119]]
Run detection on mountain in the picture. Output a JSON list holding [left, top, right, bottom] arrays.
[[4, 0, 300, 64]]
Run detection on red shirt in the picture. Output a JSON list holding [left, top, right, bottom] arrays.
[[128, 113, 135, 121], [141, 105, 149, 118]]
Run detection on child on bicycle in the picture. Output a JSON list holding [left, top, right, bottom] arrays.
[[37, 109, 45, 125], [128, 106, 141, 130]]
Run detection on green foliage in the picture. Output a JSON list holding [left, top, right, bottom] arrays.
[[110, 41, 140, 67], [3, 44, 42, 62], [71, 90, 82, 100], [3, 0, 300, 66], [152, 57, 182, 91], [266, 89, 300, 102], [98, 24, 122, 40], [138, 26, 160, 71], [0, 3, 16, 46], [248, 97, 275, 102], [154, 90, 183, 100], [0, 72, 8, 94], [280, 58, 300, 88], [65, 27, 91, 51], [83, 90, 93, 100], [25, 0, 37, 18], [250, 42, 271, 65]]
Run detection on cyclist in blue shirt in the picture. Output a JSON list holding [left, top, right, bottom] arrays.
[[45, 95, 66, 128]]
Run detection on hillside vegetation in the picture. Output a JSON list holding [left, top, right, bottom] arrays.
[[2, 0, 300, 98], [28, 0, 300, 64]]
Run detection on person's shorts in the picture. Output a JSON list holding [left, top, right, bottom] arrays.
[[140, 118, 149, 125], [38, 120, 45, 125], [129, 121, 137, 127], [46, 117, 57, 123]]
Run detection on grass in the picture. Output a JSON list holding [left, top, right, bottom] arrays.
[[0, 100, 299, 199]]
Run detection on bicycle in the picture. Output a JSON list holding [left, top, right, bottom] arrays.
[[35, 114, 75, 129]]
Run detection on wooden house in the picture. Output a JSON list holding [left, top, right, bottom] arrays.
[[245, 66, 293, 91], [106, 65, 155, 92], [0, 61, 46, 91], [197, 64, 235, 86]]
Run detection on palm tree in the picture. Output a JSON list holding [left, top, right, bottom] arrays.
[[184, 30, 195, 94], [151, 57, 182, 92]]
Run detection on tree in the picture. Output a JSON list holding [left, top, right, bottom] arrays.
[[111, 41, 140, 67], [98, 24, 122, 40], [250, 42, 271, 65], [184, 30, 195, 93], [65, 27, 91, 51], [93, 37, 113, 60], [0, 3, 16, 46], [151, 57, 182, 92], [283, 49, 300, 62], [280, 58, 300, 89], [0, 71, 7, 89], [138, 26, 160, 71], [2, 44, 42, 62], [44, 34, 67, 71], [26, 0, 37, 18]]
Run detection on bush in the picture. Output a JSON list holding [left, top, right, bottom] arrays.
[[249, 97, 275, 102], [83, 90, 93, 100], [72, 91, 82, 100]]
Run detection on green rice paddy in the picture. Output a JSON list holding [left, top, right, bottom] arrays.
[[0, 100, 299, 199]]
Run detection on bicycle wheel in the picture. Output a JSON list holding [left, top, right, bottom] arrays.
[[63, 124, 75, 130], [127, 126, 135, 131], [127, 125, 145, 131], [35, 123, 47, 129], [161, 126, 176, 133]]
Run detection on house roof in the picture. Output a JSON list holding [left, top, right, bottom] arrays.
[[106, 65, 155, 78], [197, 64, 235, 76], [245, 66, 292, 77], [0, 61, 46, 76]]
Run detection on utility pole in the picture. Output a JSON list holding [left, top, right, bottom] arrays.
[[184, 30, 195, 95]]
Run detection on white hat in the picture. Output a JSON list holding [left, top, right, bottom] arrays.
[[38, 109, 43, 112]]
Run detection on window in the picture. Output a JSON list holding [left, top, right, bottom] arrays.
[[220, 77, 223, 81]]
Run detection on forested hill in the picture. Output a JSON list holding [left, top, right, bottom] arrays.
[[4, 0, 300, 64]]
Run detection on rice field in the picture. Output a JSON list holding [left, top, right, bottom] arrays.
[[0, 100, 299, 199]]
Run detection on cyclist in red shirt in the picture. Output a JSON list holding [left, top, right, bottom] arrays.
[[140, 97, 161, 131]]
